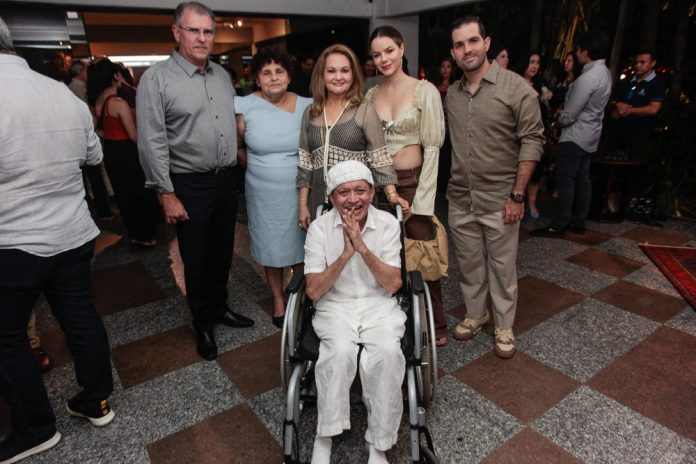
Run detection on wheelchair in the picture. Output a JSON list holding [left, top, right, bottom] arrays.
[[280, 205, 440, 463]]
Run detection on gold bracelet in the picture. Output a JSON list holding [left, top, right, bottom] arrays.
[[387, 191, 399, 199]]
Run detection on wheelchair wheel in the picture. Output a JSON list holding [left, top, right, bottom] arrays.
[[416, 289, 436, 407], [415, 348, 432, 408], [419, 446, 440, 464], [281, 277, 307, 390]]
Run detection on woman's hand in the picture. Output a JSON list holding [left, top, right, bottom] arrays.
[[389, 194, 411, 216], [298, 202, 311, 230]]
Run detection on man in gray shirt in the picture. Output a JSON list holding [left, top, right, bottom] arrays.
[[532, 31, 612, 238], [137, 1, 253, 361], [1, 17, 114, 463]]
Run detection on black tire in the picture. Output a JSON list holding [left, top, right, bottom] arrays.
[[420, 446, 440, 464], [417, 294, 433, 407]]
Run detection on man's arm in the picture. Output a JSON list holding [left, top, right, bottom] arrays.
[[622, 101, 662, 117], [503, 161, 537, 224], [506, 84, 544, 224], [558, 74, 594, 128], [343, 211, 401, 294], [136, 71, 188, 224], [305, 224, 353, 301], [136, 72, 174, 193]]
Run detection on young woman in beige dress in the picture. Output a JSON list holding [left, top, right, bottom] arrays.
[[367, 26, 448, 346]]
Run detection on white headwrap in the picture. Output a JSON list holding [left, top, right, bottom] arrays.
[[326, 160, 374, 194]]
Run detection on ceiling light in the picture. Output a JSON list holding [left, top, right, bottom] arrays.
[[237, 20, 243, 27], [107, 55, 170, 67]]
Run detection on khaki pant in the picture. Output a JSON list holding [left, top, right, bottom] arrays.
[[448, 205, 519, 329]]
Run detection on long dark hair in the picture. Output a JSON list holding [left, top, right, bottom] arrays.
[[369, 25, 404, 48], [86, 58, 119, 107], [438, 57, 456, 85], [561, 51, 582, 83], [514, 51, 544, 93]]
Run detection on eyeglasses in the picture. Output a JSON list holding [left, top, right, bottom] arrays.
[[176, 25, 214, 38]]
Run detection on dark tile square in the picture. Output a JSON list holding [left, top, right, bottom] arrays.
[[92, 261, 166, 316], [566, 248, 644, 278], [93, 231, 123, 256], [112, 325, 200, 389], [448, 303, 468, 321], [514, 276, 585, 335], [565, 228, 613, 247], [589, 326, 696, 441], [453, 351, 580, 423], [147, 403, 283, 464], [519, 228, 532, 243], [621, 226, 691, 246], [256, 296, 274, 318], [461, 276, 584, 338], [37, 328, 72, 368], [482, 427, 582, 464], [593, 280, 687, 323], [217, 333, 281, 399]]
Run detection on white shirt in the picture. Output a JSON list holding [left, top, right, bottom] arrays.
[[304, 205, 401, 313], [0, 54, 102, 257], [558, 59, 612, 153]]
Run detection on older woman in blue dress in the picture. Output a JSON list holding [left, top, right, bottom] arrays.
[[236, 49, 313, 328]]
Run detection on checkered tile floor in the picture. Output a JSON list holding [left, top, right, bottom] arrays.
[[2, 199, 695, 463]]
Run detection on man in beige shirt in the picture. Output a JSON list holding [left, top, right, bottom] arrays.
[[445, 16, 544, 359]]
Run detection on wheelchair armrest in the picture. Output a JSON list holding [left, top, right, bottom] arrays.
[[286, 272, 305, 293], [409, 271, 425, 295]]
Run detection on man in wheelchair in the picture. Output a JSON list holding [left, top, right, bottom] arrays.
[[304, 160, 406, 464]]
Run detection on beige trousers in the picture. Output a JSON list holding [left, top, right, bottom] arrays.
[[448, 205, 520, 329]]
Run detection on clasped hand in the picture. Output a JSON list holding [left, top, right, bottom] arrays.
[[341, 210, 368, 257]]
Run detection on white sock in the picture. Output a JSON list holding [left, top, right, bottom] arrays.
[[311, 436, 332, 464], [367, 443, 389, 464]]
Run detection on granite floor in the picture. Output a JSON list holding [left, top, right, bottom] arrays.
[[2, 195, 696, 464]]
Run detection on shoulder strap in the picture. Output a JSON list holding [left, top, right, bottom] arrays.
[[96, 95, 117, 130]]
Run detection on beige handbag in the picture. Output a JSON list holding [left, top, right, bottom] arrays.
[[404, 215, 449, 281]]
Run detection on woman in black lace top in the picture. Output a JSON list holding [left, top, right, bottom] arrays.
[[296, 44, 407, 227]]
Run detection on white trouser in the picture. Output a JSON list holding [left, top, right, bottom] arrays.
[[312, 302, 406, 451]]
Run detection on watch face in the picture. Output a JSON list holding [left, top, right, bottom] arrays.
[[511, 193, 525, 203]]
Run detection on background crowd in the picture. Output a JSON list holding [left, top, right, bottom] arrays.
[[0, 0, 682, 462]]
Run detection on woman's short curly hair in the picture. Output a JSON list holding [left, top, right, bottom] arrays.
[[250, 49, 294, 79]]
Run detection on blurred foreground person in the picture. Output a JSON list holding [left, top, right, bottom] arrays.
[[0, 17, 114, 464]]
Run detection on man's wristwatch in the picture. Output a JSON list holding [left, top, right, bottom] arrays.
[[510, 192, 526, 203]]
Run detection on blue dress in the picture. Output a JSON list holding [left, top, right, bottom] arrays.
[[235, 93, 312, 267]]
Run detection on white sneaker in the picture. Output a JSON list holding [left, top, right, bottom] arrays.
[[453, 311, 490, 341], [494, 327, 516, 359]]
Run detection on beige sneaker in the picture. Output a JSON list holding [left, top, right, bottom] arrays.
[[494, 327, 516, 359], [453, 311, 490, 341]]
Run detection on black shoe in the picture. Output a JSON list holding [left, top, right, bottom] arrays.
[[66, 398, 115, 427], [530, 226, 565, 238], [0, 432, 61, 464], [272, 314, 285, 329], [195, 328, 218, 360], [217, 310, 254, 328], [566, 225, 586, 234]]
